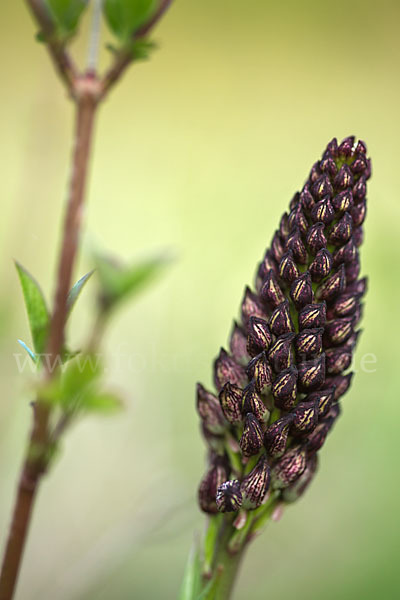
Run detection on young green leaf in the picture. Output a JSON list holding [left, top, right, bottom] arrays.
[[95, 251, 171, 312], [15, 262, 49, 355], [103, 0, 159, 42], [44, 0, 89, 37], [80, 390, 122, 414], [66, 270, 94, 318], [178, 536, 202, 600], [61, 353, 102, 403]]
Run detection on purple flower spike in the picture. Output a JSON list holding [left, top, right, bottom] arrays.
[[197, 137, 370, 514]]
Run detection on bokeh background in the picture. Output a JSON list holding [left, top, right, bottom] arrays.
[[0, 1, 399, 599]]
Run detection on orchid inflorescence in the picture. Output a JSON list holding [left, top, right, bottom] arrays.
[[197, 136, 370, 519]]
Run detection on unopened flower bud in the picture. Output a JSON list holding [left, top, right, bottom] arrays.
[[329, 213, 353, 245], [309, 162, 321, 184], [325, 372, 353, 400], [311, 197, 335, 224], [298, 302, 327, 330], [198, 457, 229, 513], [333, 294, 359, 317], [268, 333, 295, 372], [279, 251, 299, 283], [260, 270, 285, 308], [290, 272, 313, 309], [240, 413, 264, 457], [288, 205, 308, 235], [317, 264, 346, 301], [333, 238, 357, 266], [300, 185, 315, 212], [320, 156, 337, 177], [306, 386, 336, 418], [353, 226, 364, 247], [282, 453, 318, 503], [246, 351, 273, 393], [247, 317, 272, 354], [241, 286, 267, 325], [351, 198, 367, 227], [345, 259, 360, 283], [242, 382, 269, 423], [306, 222, 327, 253], [353, 175, 367, 200], [214, 348, 246, 391], [347, 276, 367, 297], [256, 250, 278, 290], [272, 366, 298, 410], [306, 422, 331, 454], [272, 446, 307, 490], [355, 140, 367, 154], [216, 480, 243, 512], [325, 403, 341, 421], [351, 154, 368, 175], [219, 382, 243, 425], [241, 455, 271, 509], [325, 347, 352, 374], [269, 300, 295, 336], [230, 322, 249, 365], [324, 317, 353, 345], [309, 249, 333, 282], [270, 230, 285, 263], [298, 353, 326, 390], [286, 228, 307, 264], [264, 414, 294, 458], [197, 383, 226, 434], [312, 175, 333, 200], [332, 188, 353, 212], [291, 400, 318, 436], [333, 164, 353, 190], [201, 423, 225, 453], [295, 327, 323, 358], [279, 212, 289, 238], [338, 135, 355, 157], [326, 137, 339, 156]]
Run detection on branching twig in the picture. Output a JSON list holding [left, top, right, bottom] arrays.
[[99, 0, 173, 100], [0, 2, 175, 597], [25, 0, 78, 96]]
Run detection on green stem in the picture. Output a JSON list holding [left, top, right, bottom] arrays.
[[208, 519, 246, 600], [198, 494, 280, 600]]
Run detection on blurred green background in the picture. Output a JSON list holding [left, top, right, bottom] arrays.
[[0, 1, 399, 599]]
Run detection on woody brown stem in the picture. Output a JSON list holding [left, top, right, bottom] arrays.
[[0, 2, 175, 597], [0, 82, 98, 600]]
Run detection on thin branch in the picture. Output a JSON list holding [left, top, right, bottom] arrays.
[[25, 0, 78, 95], [0, 87, 99, 600], [99, 0, 173, 100], [46, 88, 98, 367]]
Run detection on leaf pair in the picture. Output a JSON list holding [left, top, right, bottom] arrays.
[[15, 262, 92, 362]]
